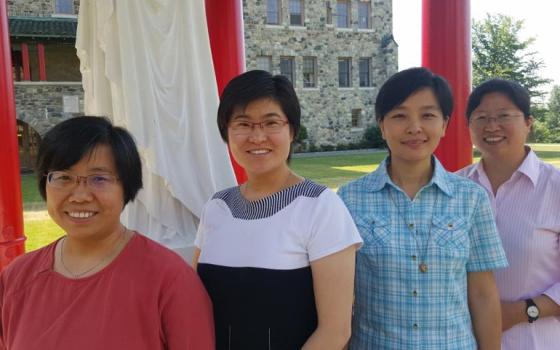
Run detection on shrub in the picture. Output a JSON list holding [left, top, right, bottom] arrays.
[[363, 125, 387, 148]]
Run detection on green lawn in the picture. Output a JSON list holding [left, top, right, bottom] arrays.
[[20, 143, 560, 252]]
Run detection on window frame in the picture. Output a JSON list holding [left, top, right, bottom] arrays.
[[266, 0, 282, 25], [280, 56, 296, 85], [358, 1, 372, 29], [359, 58, 371, 87], [289, 0, 305, 26], [336, 0, 351, 28], [338, 57, 352, 88], [256, 56, 273, 72], [302, 56, 317, 88]]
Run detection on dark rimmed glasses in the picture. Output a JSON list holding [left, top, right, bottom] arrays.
[[229, 119, 289, 136]]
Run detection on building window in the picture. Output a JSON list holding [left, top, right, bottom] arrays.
[[11, 46, 22, 81], [352, 109, 362, 128], [55, 0, 74, 15], [336, 0, 350, 28], [257, 56, 272, 72], [289, 0, 304, 26], [358, 1, 371, 29], [338, 58, 352, 87], [267, 0, 281, 25], [326, 1, 333, 25], [280, 57, 295, 85], [303, 57, 317, 88], [359, 58, 371, 87]]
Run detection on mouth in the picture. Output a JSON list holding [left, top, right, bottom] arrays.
[[483, 136, 506, 145], [66, 211, 98, 219], [247, 149, 271, 155], [401, 139, 427, 146]]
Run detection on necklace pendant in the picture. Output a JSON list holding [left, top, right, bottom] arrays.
[[419, 262, 428, 273]]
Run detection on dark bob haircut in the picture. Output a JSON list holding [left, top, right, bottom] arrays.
[[36, 116, 143, 206], [465, 78, 531, 120], [375, 67, 453, 122], [217, 70, 301, 142]]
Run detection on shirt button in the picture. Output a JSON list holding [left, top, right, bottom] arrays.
[[411, 255, 417, 261], [412, 290, 418, 297], [413, 323, 419, 329], [408, 223, 414, 229], [447, 223, 454, 228]]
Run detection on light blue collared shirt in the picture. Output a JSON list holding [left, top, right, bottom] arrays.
[[338, 156, 508, 350]]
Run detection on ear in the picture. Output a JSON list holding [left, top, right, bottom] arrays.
[[526, 115, 534, 129], [379, 120, 387, 140], [441, 117, 449, 137]]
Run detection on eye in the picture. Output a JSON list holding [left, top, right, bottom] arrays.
[[474, 115, 487, 122], [232, 121, 252, 128], [89, 175, 112, 186], [389, 113, 405, 119], [51, 172, 72, 182], [264, 120, 283, 128], [423, 113, 437, 119]]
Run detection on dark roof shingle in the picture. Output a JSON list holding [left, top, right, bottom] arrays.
[[9, 16, 77, 39]]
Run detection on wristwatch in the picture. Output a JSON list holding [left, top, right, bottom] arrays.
[[525, 298, 540, 323]]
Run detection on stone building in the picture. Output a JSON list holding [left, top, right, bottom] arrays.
[[7, 0, 398, 171], [8, 0, 82, 171], [243, 0, 397, 148]]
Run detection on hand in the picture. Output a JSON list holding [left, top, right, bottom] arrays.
[[501, 301, 525, 332]]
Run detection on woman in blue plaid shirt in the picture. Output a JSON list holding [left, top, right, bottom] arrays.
[[338, 67, 508, 349]]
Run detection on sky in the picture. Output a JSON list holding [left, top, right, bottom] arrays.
[[392, 0, 560, 95]]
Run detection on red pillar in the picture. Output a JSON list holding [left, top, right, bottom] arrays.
[[20, 42, 30, 80], [422, 0, 472, 171], [0, 0, 26, 270], [205, 0, 247, 184], [37, 43, 46, 81]]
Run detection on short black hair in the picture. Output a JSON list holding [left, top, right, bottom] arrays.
[[466, 78, 531, 120], [36, 116, 143, 205], [375, 67, 454, 122], [217, 70, 301, 142]]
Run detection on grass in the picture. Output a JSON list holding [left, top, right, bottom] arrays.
[[20, 143, 560, 252]]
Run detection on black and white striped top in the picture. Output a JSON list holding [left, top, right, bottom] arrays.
[[195, 179, 362, 350]]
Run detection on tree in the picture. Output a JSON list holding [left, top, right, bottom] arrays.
[[544, 86, 560, 142], [472, 14, 550, 99]]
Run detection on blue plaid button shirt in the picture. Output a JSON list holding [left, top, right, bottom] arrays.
[[338, 157, 508, 350]]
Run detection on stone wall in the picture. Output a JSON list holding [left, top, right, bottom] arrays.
[[243, 0, 398, 147], [14, 83, 84, 136], [8, 0, 79, 17]]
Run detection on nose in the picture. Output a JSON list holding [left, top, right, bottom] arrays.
[[247, 124, 268, 142], [484, 117, 501, 131], [406, 118, 422, 134], [68, 181, 94, 202]]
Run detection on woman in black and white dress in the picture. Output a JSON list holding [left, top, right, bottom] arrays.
[[193, 70, 362, 350]]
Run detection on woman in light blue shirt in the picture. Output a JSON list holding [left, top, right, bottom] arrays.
[[338, 67, 508, 349]]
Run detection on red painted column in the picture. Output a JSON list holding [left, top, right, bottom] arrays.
[[422, 0, 472, 171], [205, 0, 247, 184], [0, 0, 26, 270], [20, 42, 30, 80], [37, 43, 46, 81]]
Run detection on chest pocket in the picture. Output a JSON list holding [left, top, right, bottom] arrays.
[[433, 215, 469, 257], [355, 214, 391, 248]]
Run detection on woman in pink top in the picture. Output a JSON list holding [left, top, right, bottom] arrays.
[[0, 116, 214, 350], [457, 79, 560, 349]]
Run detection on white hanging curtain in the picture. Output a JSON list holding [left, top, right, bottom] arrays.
[[75, 0, 237, 261]]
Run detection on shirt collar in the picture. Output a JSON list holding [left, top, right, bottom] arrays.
[[365, 156, 453, 197], [515, 147, 540, 186], [467, 147, 539, 187]]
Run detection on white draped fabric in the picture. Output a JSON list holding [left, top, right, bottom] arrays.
[[75, 0, 237, 262]]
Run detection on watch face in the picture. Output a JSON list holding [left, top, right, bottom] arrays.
[[527, 305, 539, 318]]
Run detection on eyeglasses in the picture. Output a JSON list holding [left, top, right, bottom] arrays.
[[46, 171, 119, 192], [470, 113, 523, 127], [229, 119, 289, 136]]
